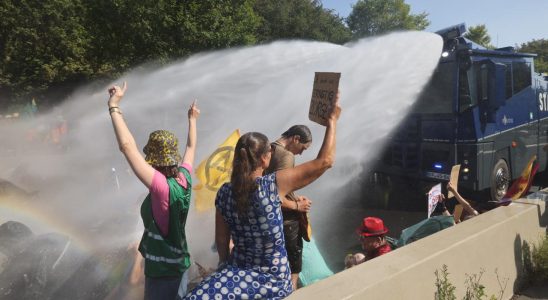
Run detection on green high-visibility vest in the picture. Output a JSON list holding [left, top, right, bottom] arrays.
[[138, 167, 191, 278]]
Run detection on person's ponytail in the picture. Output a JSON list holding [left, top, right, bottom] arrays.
[[231, 132, 270, 217], [232, 148, 254, 216]]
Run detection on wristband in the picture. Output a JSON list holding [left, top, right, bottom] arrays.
[[109, 107, 122, 115]]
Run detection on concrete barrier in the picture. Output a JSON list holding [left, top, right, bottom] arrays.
[[290, 198, 547, 300]]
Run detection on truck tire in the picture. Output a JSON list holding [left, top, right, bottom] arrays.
[[490, 159, 510, 202]]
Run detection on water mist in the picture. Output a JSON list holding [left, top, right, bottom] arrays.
[[0, 31, 442, 297]]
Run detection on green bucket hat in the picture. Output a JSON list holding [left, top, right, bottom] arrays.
[[143, 130, 182, 167]]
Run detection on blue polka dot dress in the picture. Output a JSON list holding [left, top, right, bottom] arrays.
[[184, 173, 292, 299]]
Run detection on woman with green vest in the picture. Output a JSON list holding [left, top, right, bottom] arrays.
[[107, 82, 200, 299]]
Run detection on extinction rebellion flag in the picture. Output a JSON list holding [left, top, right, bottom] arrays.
[[194, 130, 240, 211]]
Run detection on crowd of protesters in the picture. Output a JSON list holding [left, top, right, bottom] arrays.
[[104, 79, 504, 300], [1, 79, 506, 299], [106, 82, 340, 299]]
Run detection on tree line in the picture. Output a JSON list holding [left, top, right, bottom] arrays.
[[0, 0, 545, 111]]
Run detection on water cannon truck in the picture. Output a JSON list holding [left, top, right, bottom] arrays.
[[373, 23, 548, 202]]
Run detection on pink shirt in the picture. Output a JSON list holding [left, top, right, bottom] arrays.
[[150, 163, 192, 236]]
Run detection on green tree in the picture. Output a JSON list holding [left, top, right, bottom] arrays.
[[464, 24, 493, 49], [253, 0, 351, 44], [86, 0, 260, 78], [517, 39, 548, 74], [0, 0, 260, 107], [346, 0, 429, 39], [0, 0, 92, 103]]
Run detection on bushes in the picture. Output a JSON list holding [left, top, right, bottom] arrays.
[[523, 234, 548, 284], [434, 265, 507, 300], [435, 234, 548, 299]]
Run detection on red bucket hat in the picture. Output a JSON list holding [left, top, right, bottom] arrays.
[[357, 217, 389, 237]]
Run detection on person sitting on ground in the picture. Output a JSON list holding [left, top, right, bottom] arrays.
[[438, 182, 479, 223], [107, 82, 200, 299], [183, 93, 341, 299], [436, 182, 479, 223], [345, 217, 392, 269]]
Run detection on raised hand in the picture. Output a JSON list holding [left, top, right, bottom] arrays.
[[188, 99, 200, 120], [435, 193, 446, 203], [108, 81, 128, 107], [447, 182, 456, 193]]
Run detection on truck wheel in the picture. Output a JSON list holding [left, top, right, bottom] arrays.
[[490, 159, 510, 202]]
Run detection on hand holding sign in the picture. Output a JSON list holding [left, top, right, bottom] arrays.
[[447, 164, 461, 199], [330, 90, 341, 123], [427, 183, 442, 218], [309, 72, 341, 126]]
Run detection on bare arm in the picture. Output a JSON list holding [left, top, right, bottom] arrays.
[[447, 182, 479, 217], [215, 209, 231, 264], [277, 93, 341, 197], [182, 100, 200, 167], [108, 82, 155, 188]]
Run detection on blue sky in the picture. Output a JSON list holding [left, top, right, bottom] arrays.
[[321, 0, 547, 47]]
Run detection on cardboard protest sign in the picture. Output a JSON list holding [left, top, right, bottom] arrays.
[[427, 183, 442, 218], [309, 72, 340, 126], [447, 164, 461, 199], [453, 204, 464, 223]]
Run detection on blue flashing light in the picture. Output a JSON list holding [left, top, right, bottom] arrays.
[[433, 163, 443, 170]]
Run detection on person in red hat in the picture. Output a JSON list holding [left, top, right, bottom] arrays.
[[345, 217, 392, 269]]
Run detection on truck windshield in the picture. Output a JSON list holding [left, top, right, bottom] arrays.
[[413, 63, 455, 114]]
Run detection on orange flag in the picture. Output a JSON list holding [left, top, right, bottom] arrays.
[[504, 155, 538, 200]]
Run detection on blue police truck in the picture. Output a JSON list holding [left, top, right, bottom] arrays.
[[374, 24, 548, 202]]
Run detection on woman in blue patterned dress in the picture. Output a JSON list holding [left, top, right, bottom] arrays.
[[184, 94, 341, 299]]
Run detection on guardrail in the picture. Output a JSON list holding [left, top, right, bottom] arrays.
[[289, 197, 547, 299]]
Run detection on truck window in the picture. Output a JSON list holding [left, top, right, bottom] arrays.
[[504, 63, 512, 99], [459, 68, 478, 112], [478, 65, 488, 102], [413, 63, 454, 114], [512, 61, 532, 94]]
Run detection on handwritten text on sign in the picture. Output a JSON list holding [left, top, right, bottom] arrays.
[[309, 72, 340, 126]]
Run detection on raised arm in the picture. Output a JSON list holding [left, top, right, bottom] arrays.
[[108, 82, 155, 188], [447, 182, 479, 217], [182, 100, 200, 167], [276, 92, 341, 197]]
